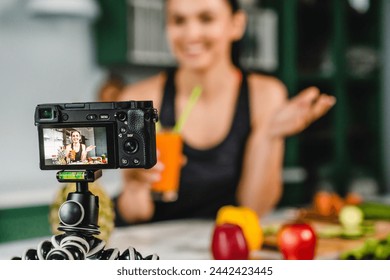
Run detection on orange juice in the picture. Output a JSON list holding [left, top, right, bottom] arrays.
[[152, 131, 183, 201], [69, 150, 76, 161]]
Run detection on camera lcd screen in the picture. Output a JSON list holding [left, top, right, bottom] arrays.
[[38, 125, 115, 170]]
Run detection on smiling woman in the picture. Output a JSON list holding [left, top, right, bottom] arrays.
[[114, 0, 336, 226]]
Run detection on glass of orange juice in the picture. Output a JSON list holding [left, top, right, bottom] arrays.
[[151, 130, 183, 202]]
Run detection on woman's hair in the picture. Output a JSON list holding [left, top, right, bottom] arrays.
[[226, 0, 243, 68], [71, 130, 81, 137], [227, 0, 240, 13]]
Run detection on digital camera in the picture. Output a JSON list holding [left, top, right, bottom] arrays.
[[35, 101, 158, 170]]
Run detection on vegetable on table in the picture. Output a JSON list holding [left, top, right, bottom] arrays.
[[357, 202, 390, 220], [340, 235, 390, 260], [215, 205, 263, 251], [339, 205, 364, 227], [338, 205, 365, 239], [312, 191, 363, 218], [277, 222, 317, 260], [211, 223, 249, 260], [313, 191, 344, 217]]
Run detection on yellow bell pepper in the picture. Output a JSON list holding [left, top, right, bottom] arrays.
[[215, 205, 263, 251]]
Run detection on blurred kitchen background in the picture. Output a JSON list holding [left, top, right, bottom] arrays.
[[0, 0, 390, 242]]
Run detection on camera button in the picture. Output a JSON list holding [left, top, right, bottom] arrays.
[[116, 112, 127, 122], [86, 114, 97, 120], [99, 114, 110, 120], [121, 158, 129, 165], [62, 113, 69, 121], [133, 158, 140, 165], [120, 127, 127, 134]]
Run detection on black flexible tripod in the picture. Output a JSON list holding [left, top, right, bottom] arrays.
[[13, 170, 159, 260]]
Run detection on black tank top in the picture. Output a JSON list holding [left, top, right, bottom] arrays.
[[151, 68, 251, 221], [71, 143, 83, 162]]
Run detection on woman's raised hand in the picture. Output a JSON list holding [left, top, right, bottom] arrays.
[[270, 87, 336, 138]]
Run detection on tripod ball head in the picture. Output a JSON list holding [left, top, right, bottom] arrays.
[[59, 200, 84, 227]]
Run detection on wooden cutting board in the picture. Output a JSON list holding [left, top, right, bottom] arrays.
[[254, 220, 390, 260]]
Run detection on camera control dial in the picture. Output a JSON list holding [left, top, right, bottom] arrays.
[[124, 138, 139, 154]]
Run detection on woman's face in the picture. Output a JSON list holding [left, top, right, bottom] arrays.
[[166, 0, 239, 71], [71, 132, 81, 143]]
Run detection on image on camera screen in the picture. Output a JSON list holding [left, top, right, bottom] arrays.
[[42, 127, 108, 167]]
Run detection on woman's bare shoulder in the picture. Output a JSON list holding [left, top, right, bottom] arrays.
[[247, 73, 288, 124], [248, 73, 287, 104], [118, 72, 166, 103]]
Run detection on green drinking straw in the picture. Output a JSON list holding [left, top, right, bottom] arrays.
[[173, 85, 203, 133], [156, 119, 162, 133]]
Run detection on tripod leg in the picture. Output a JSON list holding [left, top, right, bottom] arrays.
[[98, 248, 120, 260], [118, 247, 159, 260]]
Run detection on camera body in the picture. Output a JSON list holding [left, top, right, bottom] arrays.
[[35, 101, 158, 170]]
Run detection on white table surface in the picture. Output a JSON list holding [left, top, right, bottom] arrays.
[[0, 209, 297, 260], [0, 219, 215, 260], [109, 219, 215, 260]]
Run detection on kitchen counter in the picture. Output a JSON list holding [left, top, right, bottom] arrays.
[[0, 208, 293, 260], [0, 219, 215, 260], [2, 207, 389, 260]]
